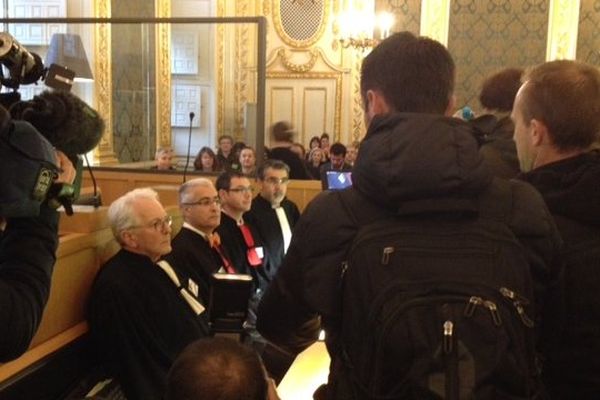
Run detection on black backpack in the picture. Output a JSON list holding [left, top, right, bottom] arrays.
[[336, 181, 542, 400]]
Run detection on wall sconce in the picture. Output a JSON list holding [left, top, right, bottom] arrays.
[[334, 10, 394, 52], [45, 33, 93, 82]]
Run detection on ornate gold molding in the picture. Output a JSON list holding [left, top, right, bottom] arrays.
[[272, 0, 331, 49], [351, 50, 364, 141], [277, 48, 319, 73], [268, 47, 348, 73], [155, 0, 171, 148], [93, 0, 118, 164], [547, 0, 580, 60], [217, 1, 225, 134], [420, 0, 450, 46], [234, 0, 251, 138], [266, 72, 342, 141]]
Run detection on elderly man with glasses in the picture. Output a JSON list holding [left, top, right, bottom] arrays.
[[88, 188, 210, 400]]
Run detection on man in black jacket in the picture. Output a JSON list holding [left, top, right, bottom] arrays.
[[512, 59, 600, 399], [256, 32, 563, 399]]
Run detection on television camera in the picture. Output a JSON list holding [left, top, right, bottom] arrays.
[[0, 32, 103, 218]]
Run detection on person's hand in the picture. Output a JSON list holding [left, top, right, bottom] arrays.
[[55, 150, 76, 185]]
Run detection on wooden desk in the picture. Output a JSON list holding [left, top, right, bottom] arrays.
[[277, 342, 330, 400]]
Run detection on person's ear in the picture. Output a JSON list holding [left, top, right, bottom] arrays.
[[444, 94, 457, 117], [121, 230, 138, 249], [530, 119, 548, 147], [366, 90, 390, 116]]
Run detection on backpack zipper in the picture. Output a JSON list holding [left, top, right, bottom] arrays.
[[443, 320, 459, 400]]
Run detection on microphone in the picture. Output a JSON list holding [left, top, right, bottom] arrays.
[[9, 90, 105, 214], [183, 111, 195, 183], [9, 90, 104, 156]]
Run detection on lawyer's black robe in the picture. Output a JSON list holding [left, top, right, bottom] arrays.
[[88, 250, 209, 400], [245, 195, 300, 278], [166, 226, 223, 304]]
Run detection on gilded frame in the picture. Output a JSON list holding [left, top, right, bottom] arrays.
[[272, 0, 331, 49]]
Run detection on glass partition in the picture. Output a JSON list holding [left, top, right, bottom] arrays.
[[0, 17, 266, 168]]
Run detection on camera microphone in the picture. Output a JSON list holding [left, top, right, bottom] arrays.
[[9, 90, 105, 215], [183, 111, 195, 183]]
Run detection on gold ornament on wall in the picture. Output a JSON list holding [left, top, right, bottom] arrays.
[[272, 0, 330, 48]]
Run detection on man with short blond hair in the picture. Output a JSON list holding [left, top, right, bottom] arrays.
[[89, 188, 209, 400], [513, 59, 600, 398]]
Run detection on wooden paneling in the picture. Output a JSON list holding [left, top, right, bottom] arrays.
[[82, 168, 322, 212]]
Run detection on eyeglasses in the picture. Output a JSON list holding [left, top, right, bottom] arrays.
[[228, 186, 254, 194], [264, 177, 289, 185], [183, 196, 221, 207], [129, 215, 172, 232]]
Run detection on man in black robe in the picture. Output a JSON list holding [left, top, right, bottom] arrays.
[[245, 159, 300, 278], [88, 188, 209, 400], [166, 178, 231, 304]]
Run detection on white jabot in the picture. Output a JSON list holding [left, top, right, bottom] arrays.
[[274, 206, 292, 254]]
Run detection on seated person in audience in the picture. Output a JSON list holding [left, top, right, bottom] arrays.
[[345, 140, 360, 167], [166, 337, 280, 400], [474, 67, 523, 178], [216, 135, 236, 170], [513, 59, 600, 399], [235, 146, 257, 177], [319, 142, 353, 188], [320, 132, 331, 160], [152, 147, 175, 170], [193, 146, 221, 172], [245, 160, 300, 279], [266, 121, 310, 180], [228, 141, 248, 172], [307, 135, 321, 159], [165, 178, 232, 305], [88, 188, 209, 400], [306, 147, 326, 180]]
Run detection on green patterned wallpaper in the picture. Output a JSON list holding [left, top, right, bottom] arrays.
[[378, 0, 422, 36], [448, 0, 549, 112], [577, 0, 600, 67], [111, 1, 157, 163]]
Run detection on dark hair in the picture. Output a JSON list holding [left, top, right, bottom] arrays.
[[232, 141, 247, 157], [360, 31, 455, 114], [194, 146, 221, 171], [520, 60, 600, 151], [320, 132, 330, 140], [166, 337, 268, 400], [270, 121, 294, 142], [479, 68, 524, 112], [257, 159, 290, 180], [216, 170, 247, 191], [329, 142, 347, 157], [218, 135, 234, 145], [309, 136, 321, 148]]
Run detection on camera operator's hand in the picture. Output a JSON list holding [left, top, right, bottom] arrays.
[[55, 150, 76, 185]]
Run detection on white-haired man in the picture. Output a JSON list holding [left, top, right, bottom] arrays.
[[88, 188, 209, 400]]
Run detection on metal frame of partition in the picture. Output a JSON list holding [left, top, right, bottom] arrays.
[[0, 16, 268, 163]]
